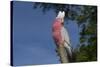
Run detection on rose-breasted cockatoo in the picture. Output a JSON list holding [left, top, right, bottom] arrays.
[[52, 11, 72, 58]]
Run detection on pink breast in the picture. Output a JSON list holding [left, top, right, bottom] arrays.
[[52, 19, 63, 45]]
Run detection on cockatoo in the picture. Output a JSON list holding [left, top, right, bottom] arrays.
[[52, 11, 72, 58]]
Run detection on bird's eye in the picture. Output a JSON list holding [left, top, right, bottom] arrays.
[[61, 23, 64, 25]]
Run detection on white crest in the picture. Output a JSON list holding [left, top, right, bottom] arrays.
[[62, 11, 65, 18], [56, 11, 65, 19]]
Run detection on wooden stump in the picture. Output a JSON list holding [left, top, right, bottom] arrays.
[[57, 44, 69, 63]]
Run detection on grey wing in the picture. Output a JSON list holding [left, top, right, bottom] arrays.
[[61, 27, 71, 46], [61, 27, 72, 56]]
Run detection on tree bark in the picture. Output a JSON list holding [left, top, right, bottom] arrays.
[[57, 44, 69, 63]]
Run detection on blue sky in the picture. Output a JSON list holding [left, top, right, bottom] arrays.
[[12, 1, 79, 66]]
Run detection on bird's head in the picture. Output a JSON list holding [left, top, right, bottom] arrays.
[[56, 11, 65, 24]]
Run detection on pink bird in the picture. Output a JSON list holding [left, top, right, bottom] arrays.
[[52, 11, 72, 58]]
